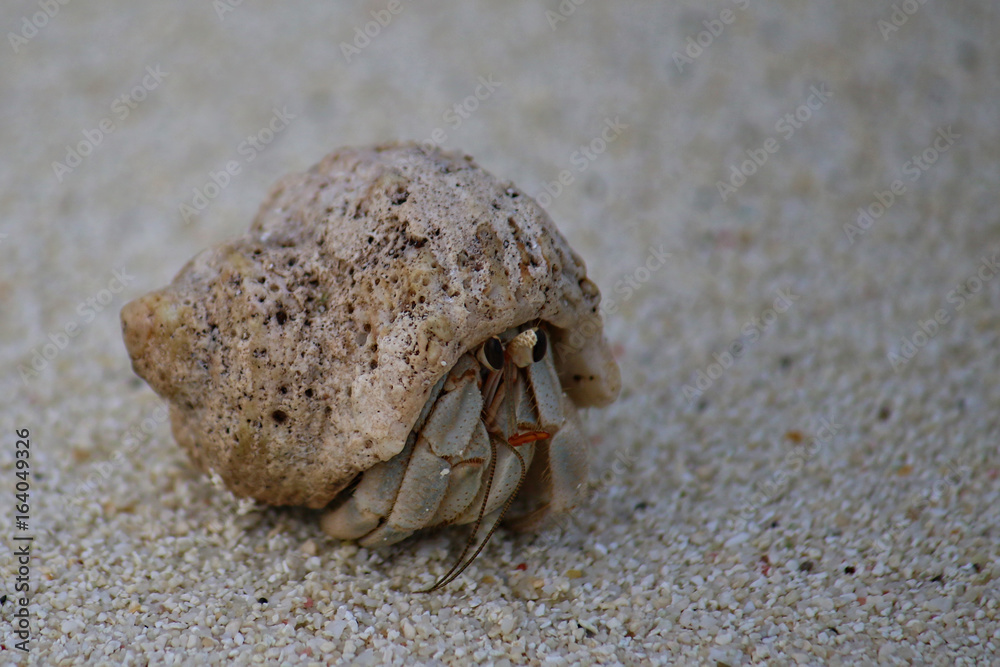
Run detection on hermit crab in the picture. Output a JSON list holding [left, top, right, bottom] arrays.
[[121, 142, 620, 589]]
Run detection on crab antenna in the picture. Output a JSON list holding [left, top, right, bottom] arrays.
[[439, 438, 526, 587], [421, 344, 533, 592], [420, 435, 501, 593], [424, 434, 527, 592]]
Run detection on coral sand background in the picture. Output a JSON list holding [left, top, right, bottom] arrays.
[[1, 1, 998, 664]]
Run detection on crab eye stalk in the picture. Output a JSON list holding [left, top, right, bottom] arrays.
[[531, 328, 547, 363], [507, 328, 540, 368], [477, 336, 505, 371]]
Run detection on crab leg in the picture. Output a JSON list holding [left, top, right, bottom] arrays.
[[451, 366, 536, 525], [506, 396, 587, 532], [321, 358, 482, 546], [430, 421, 490, 525], [526, 349, 565, 433], [422, 433, 527, 592]]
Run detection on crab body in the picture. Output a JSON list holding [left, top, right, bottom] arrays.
[[120, 143, 619, 577], [323, 323, 584, 548]]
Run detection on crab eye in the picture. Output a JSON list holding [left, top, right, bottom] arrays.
[[531, 328, 547, 363], [477, 337, 505, 371]]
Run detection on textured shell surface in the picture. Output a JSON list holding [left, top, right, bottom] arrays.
[[121, 142, 620, 508]]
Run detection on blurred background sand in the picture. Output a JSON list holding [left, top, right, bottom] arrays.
[[1, 1, 999, 664]]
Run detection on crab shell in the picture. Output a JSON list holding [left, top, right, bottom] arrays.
[[120, 142, 620, 510]]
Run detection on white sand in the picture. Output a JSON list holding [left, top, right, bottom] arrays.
[[2, 1, 998, 664]]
